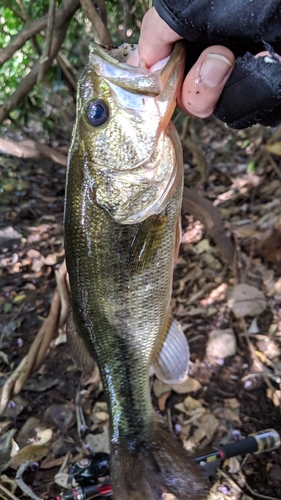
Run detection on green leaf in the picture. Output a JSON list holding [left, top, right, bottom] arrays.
[[247, 161, 256, 173], [4, 303, 13, 313]]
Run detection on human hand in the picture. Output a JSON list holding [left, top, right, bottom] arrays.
[[127, 7, 235, 119]]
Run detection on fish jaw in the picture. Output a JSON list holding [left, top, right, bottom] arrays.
[[67, 41, 186, 224]]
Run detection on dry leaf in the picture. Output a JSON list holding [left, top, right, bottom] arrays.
[[201, 283, 227, 306], [3, 395, 27, 418], [0, 429, 16, 474], [91, 402, 109, 424], [228, 284, 266, 318], [10, 429, 52, 469], [226, 456, 241, 474], [16, 417, 40, 448], [248, 318, 259, 334], [170, 376, 202, 394], [192, 414, 219, 445], [23, 378, 60, 392], [271, 390, 281, 407], [183, 396, 203, 412], [85, 427, 110, 454], [174, 402, 187, 414], [158, 391, 171, 411], [224, 398, 240, 409], [265, 141, 281, 156], [179, 424, 191, 438], [40, 455, 69, 469], [193, 239, 211, 254], [54, 472, 69, 489], [91, 411, 109, 424], [45, 404, 75, 432], [206, 328, 236, 359], [153, 378, 171, 398], [213, 407, 241, 425], [44, 253, 59, 266], [0, 474, 17, 495]]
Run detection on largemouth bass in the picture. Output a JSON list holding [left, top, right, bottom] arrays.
[[64, 41, 207, 500]]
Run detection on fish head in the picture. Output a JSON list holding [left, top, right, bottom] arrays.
[[68, 41, 186, 223]]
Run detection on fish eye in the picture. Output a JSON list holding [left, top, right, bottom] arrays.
[[86, 99, 109, 126]]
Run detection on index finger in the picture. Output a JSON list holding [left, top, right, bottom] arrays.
[[138, 7, 182, 68]]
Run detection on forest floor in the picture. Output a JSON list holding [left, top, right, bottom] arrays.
[[0, 115, 281, 500]]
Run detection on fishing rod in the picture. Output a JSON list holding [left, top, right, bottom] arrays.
[[57, 428, 281, 500]]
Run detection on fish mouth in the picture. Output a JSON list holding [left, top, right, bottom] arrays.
[[89, 41, 186, 96], [82, 41, 186, 224]]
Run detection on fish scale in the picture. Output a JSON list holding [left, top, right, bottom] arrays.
[[64, 41, 208, 499]]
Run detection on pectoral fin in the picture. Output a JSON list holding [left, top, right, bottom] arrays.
[[128, 214, 167, 271], [152, 314, 190, 384]]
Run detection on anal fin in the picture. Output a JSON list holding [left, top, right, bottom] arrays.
[[152, 314, 190, 384]]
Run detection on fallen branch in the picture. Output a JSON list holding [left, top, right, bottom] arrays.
[[0, 262, 70, 416], [0, 138, 67, 165], [15, 462, 42, 500], [182, 187, 235, 266]]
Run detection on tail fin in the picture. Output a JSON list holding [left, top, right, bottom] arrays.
[[111, 421, 208, 500]]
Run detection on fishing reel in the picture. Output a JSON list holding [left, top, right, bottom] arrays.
[[56, 452, 112, 500], [57, 429, 280, 500]]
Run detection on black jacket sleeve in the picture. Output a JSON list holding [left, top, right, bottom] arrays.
[[154, 0, 281, 128]]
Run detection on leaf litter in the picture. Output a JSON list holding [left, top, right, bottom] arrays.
[[0, 117, 281, 499]]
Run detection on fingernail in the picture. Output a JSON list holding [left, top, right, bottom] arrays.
[[200, 53, 232, 87]]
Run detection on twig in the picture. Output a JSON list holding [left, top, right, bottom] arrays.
[[244, 479, 281, 500], [94, 0, 108, 25], [56, 260, 71, 326], [217, 469, 243, 493], [137, 0, 149, 15], [14, 0, 28, 18], [183, 138, 207, 181], [266, 124, 281, 145], [0, 293, 31, 348], [0, 7, 77, 125], [240, 318, 275, 392], [263, 149, 281, 179], [37, 0, 56, 83], [182, 187, 235, 266], [122, 0, 131, 42], [0, 261, 70, 415], [0, 484, 20, 500], [0, 0, 79, 68], [179, 115, 190, 141], [15, 462, 42, 500], [0, 356, 28, 415], [11, 0, 42, 56], [3, 0, 77, 96], [240, 237, 254, 283], [79, 0, 112, 44], [2, 1, 26, 22], [167, 408, 173, 432], [56, 52, 77, 91], [75, 390, 88, 437]]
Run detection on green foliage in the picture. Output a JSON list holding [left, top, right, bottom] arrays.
[[247, 160, 256, 173], [0, 0, 148, 140]]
